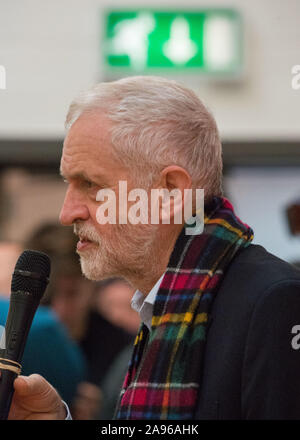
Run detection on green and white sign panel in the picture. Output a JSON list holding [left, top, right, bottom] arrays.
[[103, 9, 242, 74]]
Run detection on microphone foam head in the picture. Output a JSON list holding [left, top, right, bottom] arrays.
[[11, 250, 51, 299]]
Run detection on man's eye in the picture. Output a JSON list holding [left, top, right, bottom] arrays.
[[83, 180, 96, 189]]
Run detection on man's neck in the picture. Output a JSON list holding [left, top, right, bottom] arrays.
[[129, 225, 182, 296]]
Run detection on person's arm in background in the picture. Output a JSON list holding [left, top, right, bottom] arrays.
[[242, 280, 300, 419]]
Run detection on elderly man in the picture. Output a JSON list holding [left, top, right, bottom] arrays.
[[9, 76, 300, 420]]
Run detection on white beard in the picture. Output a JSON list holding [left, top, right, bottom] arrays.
[[74, 222, 159, 282]]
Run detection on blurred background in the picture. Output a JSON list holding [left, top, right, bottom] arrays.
[[0, 0, 300, 418]]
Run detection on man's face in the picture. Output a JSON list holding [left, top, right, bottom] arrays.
[[95, 281, 140, 335], [59, 112, 158, 281], [51, 275, 93, 340]]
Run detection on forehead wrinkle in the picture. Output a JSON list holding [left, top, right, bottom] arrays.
[[66, 132, 108, 149], [65, 112, 112, 148], [63, 142, 100, 161], [61, 114, 128, 182], [60, 144, 118, 185], [63, 126, 116, 167], [60, 159, 107, 183]]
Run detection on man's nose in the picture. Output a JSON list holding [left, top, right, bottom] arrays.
[[59, 186, 89, 226]]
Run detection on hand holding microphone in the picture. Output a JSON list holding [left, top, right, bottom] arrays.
[[8, 373, 66, 420]]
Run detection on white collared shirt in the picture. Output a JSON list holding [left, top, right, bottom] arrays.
[[131, 273, 165, 331]]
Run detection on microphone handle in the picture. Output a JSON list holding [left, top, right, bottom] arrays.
[[4, 291, 39, 363], [0, 359, 17, 420], [0, 291, 40, 420]]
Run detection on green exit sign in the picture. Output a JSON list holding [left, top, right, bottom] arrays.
[[103, 9, 242, 74]]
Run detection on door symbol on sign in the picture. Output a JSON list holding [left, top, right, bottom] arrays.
[[109, 13, 155, 71]]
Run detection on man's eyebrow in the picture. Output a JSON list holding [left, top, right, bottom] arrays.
[[59, 169, 107, 183], [60, 171, 92, 181]]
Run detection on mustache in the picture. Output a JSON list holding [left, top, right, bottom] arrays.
[[73, 223, 101, 243]]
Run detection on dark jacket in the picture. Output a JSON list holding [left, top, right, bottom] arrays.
[[195, 243, 300, 419]]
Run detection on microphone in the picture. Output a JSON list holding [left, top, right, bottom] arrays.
[[0, 250, 51, 420]]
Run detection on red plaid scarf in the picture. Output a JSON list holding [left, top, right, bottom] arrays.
[[115, 197, 253, 419]]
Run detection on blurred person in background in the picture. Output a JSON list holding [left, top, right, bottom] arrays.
[[0, 241, 22, 295], [93, 278, 140, 335], [0, 234, 87, 406], [94, 279, 140, 419], [72, 277, 139, 419], [285, 200, 300, 270]]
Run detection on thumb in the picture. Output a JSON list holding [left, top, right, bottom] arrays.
[[14, 374, 49, 397], [10, 374, 66, 419]]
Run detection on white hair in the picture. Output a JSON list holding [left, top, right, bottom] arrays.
[[65, 76, 223, 200]]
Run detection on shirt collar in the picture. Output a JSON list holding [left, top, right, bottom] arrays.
[[131, 273, 164, 331]]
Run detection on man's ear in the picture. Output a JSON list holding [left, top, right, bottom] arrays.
[[157, 166, 192, 224]]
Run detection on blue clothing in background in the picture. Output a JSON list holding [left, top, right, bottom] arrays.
[[0, 297, 87, 405]]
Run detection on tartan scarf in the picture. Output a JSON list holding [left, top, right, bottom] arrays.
[[115, 196, 254, 420]]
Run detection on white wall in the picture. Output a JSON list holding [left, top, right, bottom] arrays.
[[0, 0, 299, 140], [225, 167, 300, 262]]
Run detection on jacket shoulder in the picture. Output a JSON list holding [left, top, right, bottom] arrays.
[[220, 244, 300, 305]]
